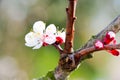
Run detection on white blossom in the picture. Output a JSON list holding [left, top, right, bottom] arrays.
[[25, 21, 66, 49], [94, 40, 103, 49], [25, 21, 56, 49]]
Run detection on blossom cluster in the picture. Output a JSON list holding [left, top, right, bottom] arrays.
[[94, 31, 119, 56], [25, 21, 65, 49]]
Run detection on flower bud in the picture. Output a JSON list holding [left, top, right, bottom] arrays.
[[94, 40, 103, 49], [103, 31, 115, 44], [108, 49, 119, 56]]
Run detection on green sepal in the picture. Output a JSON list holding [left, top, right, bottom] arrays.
[[38, 70, 56, 80], [91, 35, 97, 39]]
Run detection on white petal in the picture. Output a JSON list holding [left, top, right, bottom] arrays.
[[45, 24, 56, 35], [44, 34, 56, 44], [25, 32, 41, 47], [108, 31, 115, 38], [61, 32, 66, 42], [25, 43, 35, 47], [33, 21, 45, 33], [57, 31, 66, 42], [33, 42, 43, 49], [25, 32, 35, 44]]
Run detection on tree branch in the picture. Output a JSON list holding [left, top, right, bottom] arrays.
[[64, 0, 77, 53], [53, 0, 78, 80], [75, 43, 120, 59]]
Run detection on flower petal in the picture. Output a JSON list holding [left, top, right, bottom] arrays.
[[33, 21, 45, 33], [25, 32, 37, 46], [25, 43, 35, 47], [33, 42, 43, 49], [56, 31, 66, 43], [44, 34, 56, 44], [60, 31, 66, 42], [25, 32, 41, 47], [107, 31, 115, 39], [45, 24, 56, 35]]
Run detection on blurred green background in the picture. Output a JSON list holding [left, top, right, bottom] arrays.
[[1, 0, 120, 80]]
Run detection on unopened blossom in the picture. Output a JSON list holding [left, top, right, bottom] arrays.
[[108, 49, 119, 56], [25, 21, 56, 49], [103, 31, 119, 56], [94, 40, 103, 49], [103, 31, 115, 44]]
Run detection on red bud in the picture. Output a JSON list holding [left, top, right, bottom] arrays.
[[108, 49, 119, 56]]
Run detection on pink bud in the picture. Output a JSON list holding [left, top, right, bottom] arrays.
[[108, 49, 119, 56], [107, 31, 115, 39], [94, 40, 103, 49], [103, 31, 115, 44]]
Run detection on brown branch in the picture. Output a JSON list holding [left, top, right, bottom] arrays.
[[64, 0, 77, 53], [53, 0, 78, 80], [75, 44, 120, 59]]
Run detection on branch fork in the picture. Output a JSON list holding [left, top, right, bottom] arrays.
[[38, 0, 120, 80], [54, 9, 120, 80]]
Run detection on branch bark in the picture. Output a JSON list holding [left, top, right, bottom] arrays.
[[64, 0, 77, 53], [75, 43, 120, 59], [53, 0, 78, 80]]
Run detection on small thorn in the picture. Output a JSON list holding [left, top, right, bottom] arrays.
[[66, 8, 69, 12], [73, 17, 77, 20]]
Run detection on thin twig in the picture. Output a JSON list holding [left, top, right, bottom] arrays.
[[52, 44, 63, 54], [75, 43, 120, 58]]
